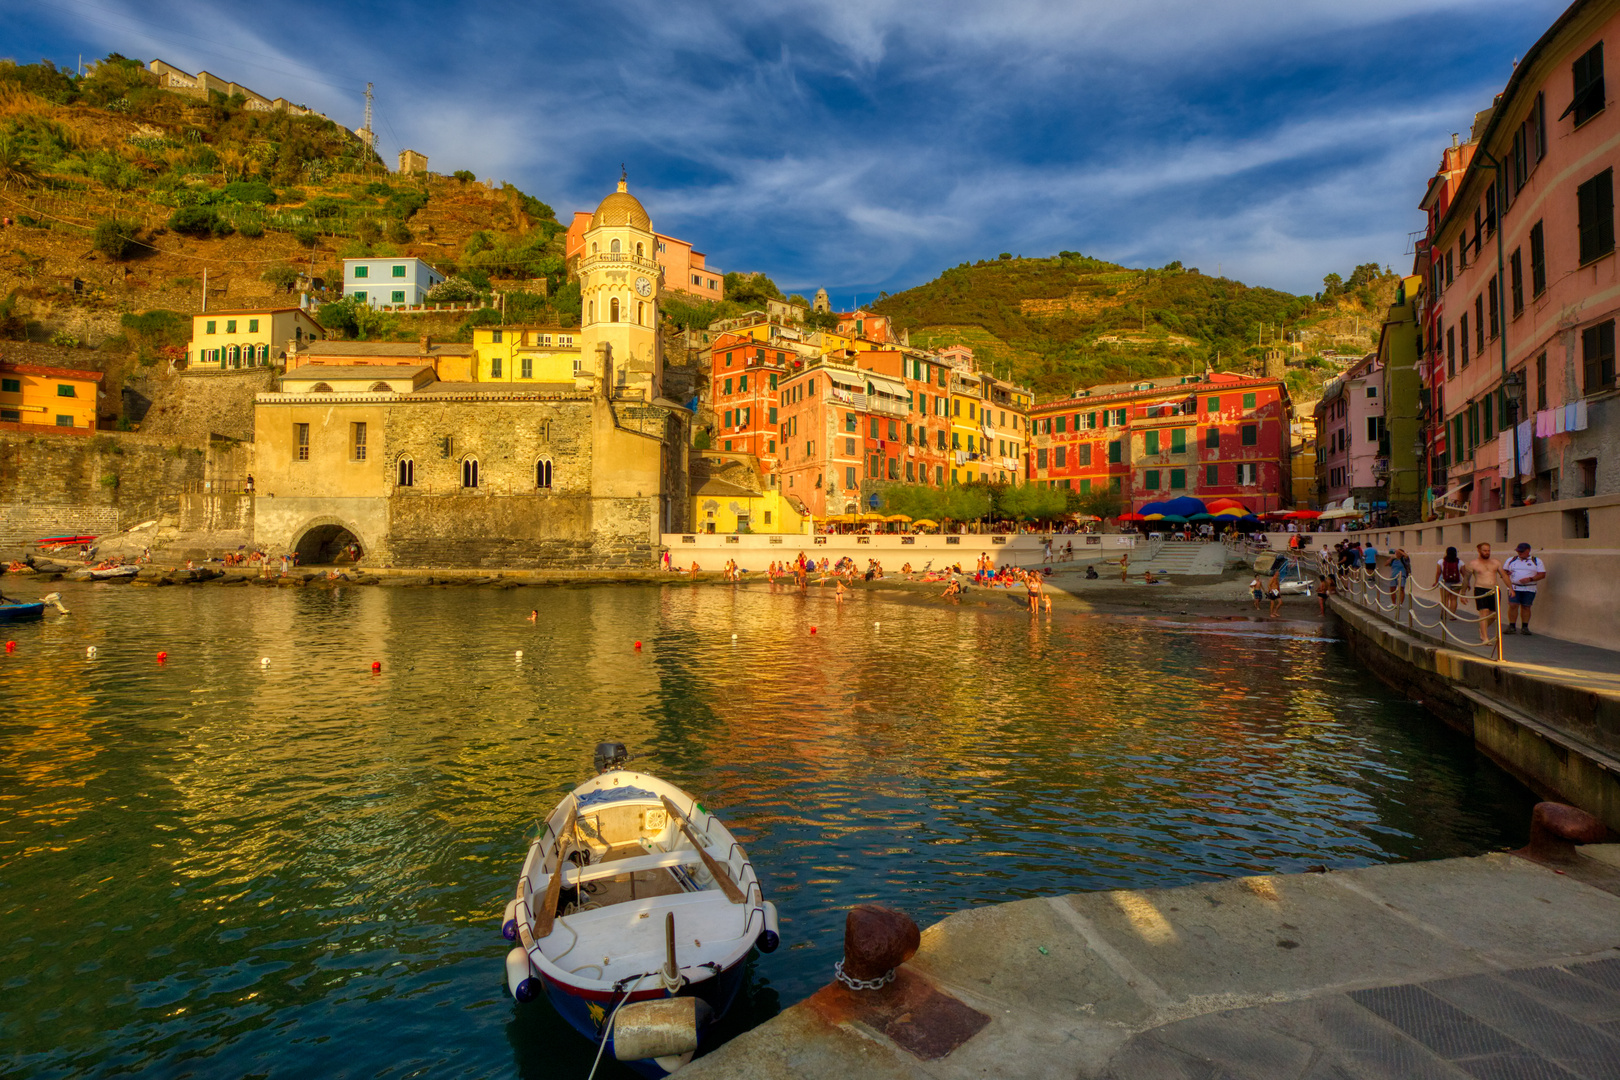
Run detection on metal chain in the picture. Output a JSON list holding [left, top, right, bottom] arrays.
[[833, 959, 896, 991]]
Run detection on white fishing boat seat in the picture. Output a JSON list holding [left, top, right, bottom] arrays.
[[561, 849, 698, 887], [542, 889, 751, 986]]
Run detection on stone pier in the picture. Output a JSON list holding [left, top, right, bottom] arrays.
[[684, 846, 1620, 1078]]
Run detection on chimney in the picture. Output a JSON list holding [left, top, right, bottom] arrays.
[[420, 334, 432, 352]]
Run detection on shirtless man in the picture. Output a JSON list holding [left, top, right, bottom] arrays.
[[1463, 542, 1515, 644], [1119, 552, 1130, 582]]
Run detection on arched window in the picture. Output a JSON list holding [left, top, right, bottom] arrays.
[[228, 344, 241, 366], [635, 242, 644, 258], [462, 457, 479, 488], [588, 300, 595, 323], [310, 382, 334, 393], [369, 381, 392, 392], [257, 343, 270, 364], [610, 238, 621, 254], [637, 301, 645, 326], [397, 456, 414, 487], [591, 241, 599, 254], [610, 297, 620, 322], [536, 459, 552, 489]]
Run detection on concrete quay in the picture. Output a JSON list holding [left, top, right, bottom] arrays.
[[686, 848, 1620, 1079], [1328, 597, 1620, 833]]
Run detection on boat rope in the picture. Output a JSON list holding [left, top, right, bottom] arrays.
[[585, 972, 650, 1080], [834, 959, 895, 991]]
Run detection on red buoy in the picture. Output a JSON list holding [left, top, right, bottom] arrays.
[[810, 626, 817, 635], [371, 660, 382, 673], [5, 640, 15, 652], [634, 640, 642, 650], [156, 651, 167, 663]]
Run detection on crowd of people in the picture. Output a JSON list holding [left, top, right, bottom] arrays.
[[1319, 538, 1548, 643]]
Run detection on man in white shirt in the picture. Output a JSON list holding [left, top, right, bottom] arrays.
[[1504, 542, 1547, 636]]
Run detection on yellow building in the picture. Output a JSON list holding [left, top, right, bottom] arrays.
[[949, 369, 988, 482], [0, 360, 102, 431], [471, 326, 583, 384], [690, 456, 809, 534], [188, 307, 324, 369]]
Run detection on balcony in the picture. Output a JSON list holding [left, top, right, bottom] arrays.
[[577, 251, 662, 275]]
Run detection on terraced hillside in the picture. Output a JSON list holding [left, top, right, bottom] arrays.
[[874, 254, 1400, 403]]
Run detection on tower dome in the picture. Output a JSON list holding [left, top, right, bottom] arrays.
[[591, 176, 651, 231]]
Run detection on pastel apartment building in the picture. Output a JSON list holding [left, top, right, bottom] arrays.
[[188, 308, 325, 369], [564, 213, 723, 302], [343, 258, 446, 309], [1029, 372, 1294, 512], [1419, 0, 1620, 514]]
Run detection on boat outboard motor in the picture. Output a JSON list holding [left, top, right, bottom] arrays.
[[43, 592, 69, 614], [594, 742, 629, 774]]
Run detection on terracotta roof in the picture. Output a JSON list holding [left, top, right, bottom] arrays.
[[0, 360, 105, 381], [280, 365, 432, 382], [695, 476, 762, 499], [304, 341, 474, 357], [414, 381, 575, 394], [197, 307, 314, 317]]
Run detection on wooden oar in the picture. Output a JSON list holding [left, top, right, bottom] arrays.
[[533, 806, 578, 939], [661, 795, 745, 904]]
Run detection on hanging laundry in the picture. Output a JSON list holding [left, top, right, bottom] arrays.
[[1517, 419, 1534, 478], [1554, 407, 1567, 434], [1536, 409, 1553, 438], [1573, 399, 1589, 431], [1498, 430, 1514, 467]]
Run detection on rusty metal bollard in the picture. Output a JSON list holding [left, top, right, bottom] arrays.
[[1526, 801, 1608, 862], [835, 905, 919, 991]]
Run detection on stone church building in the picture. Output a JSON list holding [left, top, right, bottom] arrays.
[[250, 178, 691, 568]]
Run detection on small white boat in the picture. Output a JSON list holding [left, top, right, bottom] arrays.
[[503, 743, 778, 1077], [79, 565, 139, 581]]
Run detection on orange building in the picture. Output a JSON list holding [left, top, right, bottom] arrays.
[[709, 332, 787, 469], [0, 359, 103, 434], [564, 212, 723, 302]]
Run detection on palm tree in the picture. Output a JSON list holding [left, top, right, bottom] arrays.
[[0, 135, 39, 190]]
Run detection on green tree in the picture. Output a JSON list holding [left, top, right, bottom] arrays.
[[167, 206, 232, 238], [92, 218, 140, 259], [262, 264, 301, 291]]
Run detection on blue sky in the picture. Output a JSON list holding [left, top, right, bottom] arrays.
[[2, 0, 1568, 299]]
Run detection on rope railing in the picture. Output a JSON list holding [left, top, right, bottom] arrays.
[[1326, 559, 1502, 661]]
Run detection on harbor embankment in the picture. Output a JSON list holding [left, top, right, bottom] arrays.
[[682, 846, 1620, 1079], [1328, 595, 1620, 832]]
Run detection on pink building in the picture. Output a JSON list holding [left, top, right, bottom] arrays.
[[1426, 0, 1620, 514], [564, 213, 723, 302]]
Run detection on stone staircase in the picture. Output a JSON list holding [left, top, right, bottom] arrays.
[[1126, 541, 1228, 577]]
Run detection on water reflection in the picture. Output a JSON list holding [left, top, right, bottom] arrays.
[[0, 581, 1534, 1079]]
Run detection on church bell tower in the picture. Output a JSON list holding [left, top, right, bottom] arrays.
[[578, 175, 661, 399]]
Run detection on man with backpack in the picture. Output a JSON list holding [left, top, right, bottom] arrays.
[[1503, 543, 1547, 636]]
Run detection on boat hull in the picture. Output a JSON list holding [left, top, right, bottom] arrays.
[[539, 959, 748, 1078], [0, 603, 44, 623]]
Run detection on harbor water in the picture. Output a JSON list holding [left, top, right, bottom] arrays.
[[0, 581, 1538, 1078]]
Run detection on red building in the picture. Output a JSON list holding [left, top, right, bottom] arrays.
[[708, 332, 790, 470], [857, 349, 952, 487], [775, 350, 955, 518], [1028, 372, 1295, 511]]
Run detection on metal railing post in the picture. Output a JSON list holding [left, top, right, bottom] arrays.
[[1494, 588, 1504, 663]]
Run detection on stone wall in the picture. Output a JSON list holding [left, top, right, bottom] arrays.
[[0, 429, 207, 555], [250, 392, 679, 568], [131, 367, 278, 443]]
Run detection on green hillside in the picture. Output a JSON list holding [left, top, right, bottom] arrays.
[[873, 253, 1399, 403]]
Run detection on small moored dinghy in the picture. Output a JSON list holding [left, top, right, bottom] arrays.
[[503, 743, 778, 1076]]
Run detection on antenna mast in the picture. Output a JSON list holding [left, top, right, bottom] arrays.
[[361, 83, 375, 168]]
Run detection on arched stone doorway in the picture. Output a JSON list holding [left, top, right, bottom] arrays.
[[293, 522, 364, 565]]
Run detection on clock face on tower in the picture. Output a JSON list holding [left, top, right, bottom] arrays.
[[634, 276, 652, 297]]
